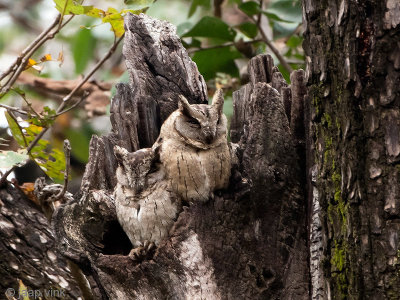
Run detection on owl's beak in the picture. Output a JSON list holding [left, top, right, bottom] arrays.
[[204, 128, 216, 144]]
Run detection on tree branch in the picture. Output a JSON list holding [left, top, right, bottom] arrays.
[[0, 14, 61, 82], [188, 39, 263, 54], [0, 15, 74, 95], [0, 35, 124, 186], [251, 16, 293, 73]]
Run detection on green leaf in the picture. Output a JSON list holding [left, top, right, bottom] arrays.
[[286, 34, 302, 48], [263, 11, 295, 23], [124, 0, 155, 10], [4, 111, 26, 147], [272, 21, 299, 38], [65, 127, 92, 163], [0, 150, 29, 168], [267, 0, 302, 24], [11, 86, 26, 97], [72, 26, 96, 74], [183, 16, 236, 41], [188, 0, 211, 18], [237, 22, 258, 38], [4, 112, 66, 181], [192, 46, 242, 80], [100, 8, 145, 37], [37, 147, 66, 181], [238, 1, 260, 16], [102, 7, 125, 37], [53, 0, 93, 15]]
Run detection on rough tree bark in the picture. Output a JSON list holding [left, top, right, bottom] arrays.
[[303, 0, 400, 299], [0, 186, 82, 299], [49, 13, 310, 299]]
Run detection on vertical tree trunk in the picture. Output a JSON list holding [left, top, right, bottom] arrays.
[[303, 0, 400, 298]]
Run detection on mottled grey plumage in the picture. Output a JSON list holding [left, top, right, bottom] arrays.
[[155, 89, 232, 202], [114, 89, 232, 255], [114, 147, 179, 251]]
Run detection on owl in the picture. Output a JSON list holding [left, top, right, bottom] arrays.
[[114, 146, 180, 256], [114, 89, 232, 256], [154, 89, 232, 203]]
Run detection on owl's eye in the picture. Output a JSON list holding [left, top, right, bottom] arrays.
[[187, 118, 200, 126]]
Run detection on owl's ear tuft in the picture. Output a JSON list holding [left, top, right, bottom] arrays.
[[211, 89, 224, 116], [178, 95, 194, 117], [114, 145, 128, 164]]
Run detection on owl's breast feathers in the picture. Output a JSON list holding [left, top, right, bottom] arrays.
[[159, 136, 231, 202]]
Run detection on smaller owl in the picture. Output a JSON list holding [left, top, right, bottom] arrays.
[[154, 89, 232, 203], [114, 146, 180, 256]]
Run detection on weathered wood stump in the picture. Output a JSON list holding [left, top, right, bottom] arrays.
[[1, 13, 310, 299]]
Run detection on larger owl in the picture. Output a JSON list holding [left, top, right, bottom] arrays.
[[154, 89, 232, 202], [114, 89, 232, 256]]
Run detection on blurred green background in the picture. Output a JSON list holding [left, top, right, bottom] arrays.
[[0, 0, 304, 188]]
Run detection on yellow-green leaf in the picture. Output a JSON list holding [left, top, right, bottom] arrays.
[[4, 111, 26, 147], [53, 0, 93, 16], [34, 146, 66, 182], [102, 8, 124, 37], [124, 0, 155, 10], [85, 7, 105, 18], [101, 8, 145, 37]]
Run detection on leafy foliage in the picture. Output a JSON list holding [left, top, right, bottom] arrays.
[[0, 0, 305, 188], [4, 111, 65, 181], [238, 1, 260, 16], [182, 0, 304, 82], [237, 22, 258, 39], [183, 16, 237, 41], [53, 0, 149, 37], [193, 47, 242, 80], [72, 25, 96, 74]]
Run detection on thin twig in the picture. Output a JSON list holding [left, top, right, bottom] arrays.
[[56, 91, 89, 116], [0, 35, 124, 186], [0, 168, 13, 185], [252, 16, 293, 73], [0, 104, 28, 115], [0, 14, 61, 82], [56, 139, 71, 200], [57, 34, 124, 113], [1, 15, 74, 95], [188, 39, 263, 54], [10, 88, 41, 117], [256, 0, 263, 28]]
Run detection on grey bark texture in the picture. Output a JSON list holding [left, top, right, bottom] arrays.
[[0, 185, 82, 299], [49, 13, 310, 299], [303, 0, 400, 299]]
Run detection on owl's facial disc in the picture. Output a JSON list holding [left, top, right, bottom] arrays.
[[176, 92, 226, 147]]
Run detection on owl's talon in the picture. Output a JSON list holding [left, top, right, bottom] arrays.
[[144, 241, 155, 252], [209, 192, 215, 200], [128, 242, 156, 260], [128, 247, 144, 258]]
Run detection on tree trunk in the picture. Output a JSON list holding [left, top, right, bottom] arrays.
[[303, 0, 400, 299], [51, 13, 310, 299], [0, 185, 83, 299]]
